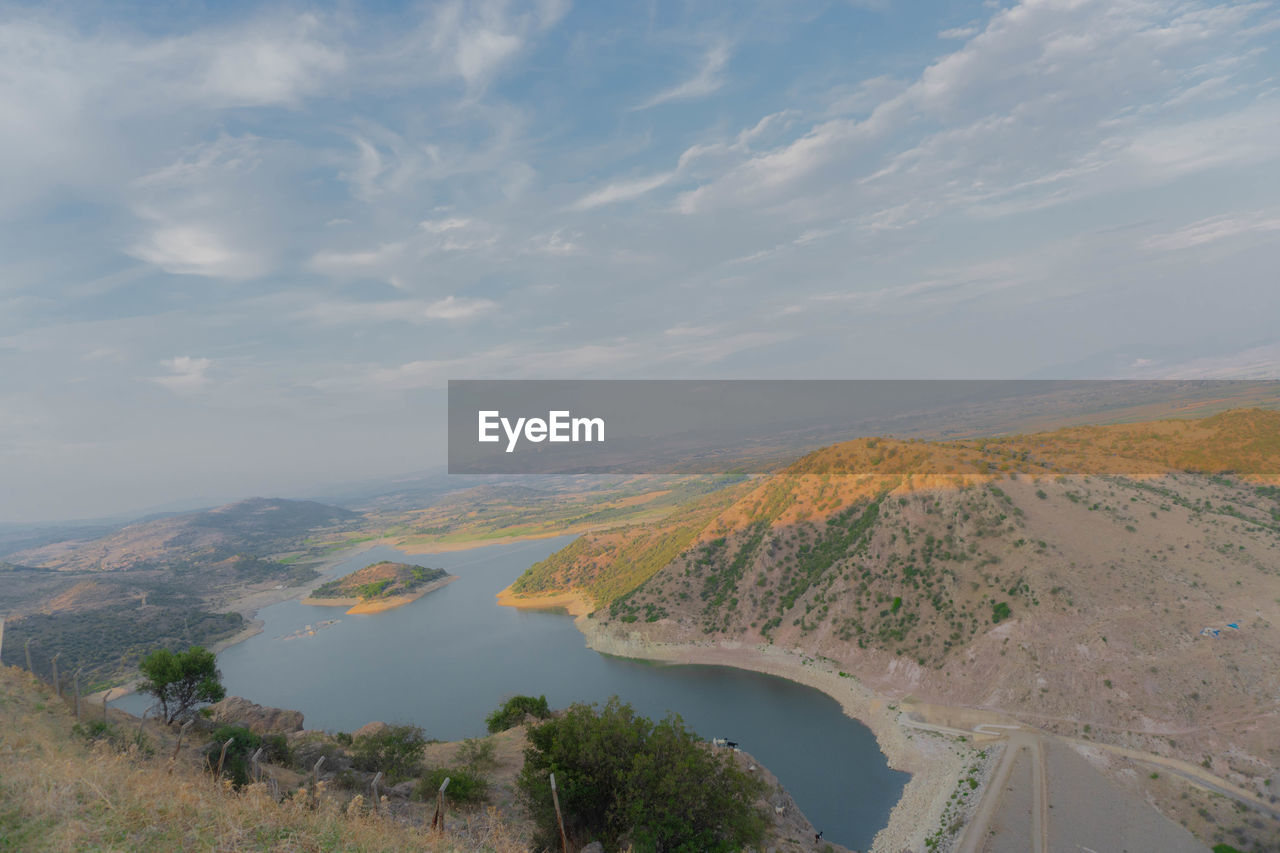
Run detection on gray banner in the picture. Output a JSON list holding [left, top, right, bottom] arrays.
[[447, 379, 1280, 474]]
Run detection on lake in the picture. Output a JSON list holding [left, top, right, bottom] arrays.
[[121, 537, 907, 850]]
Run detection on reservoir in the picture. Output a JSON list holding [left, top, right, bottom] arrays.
[[122, 537, 907, 850]]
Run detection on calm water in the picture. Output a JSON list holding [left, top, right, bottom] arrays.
[[122, 537, 907, 850]]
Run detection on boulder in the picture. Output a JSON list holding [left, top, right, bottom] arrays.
[[205, 696, 304, 734], [353, 721, 388, 739], [390, 780, 417, 799], [579, 844, 604, 853]]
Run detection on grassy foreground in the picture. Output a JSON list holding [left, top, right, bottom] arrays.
[[0, 665, 522, 852]]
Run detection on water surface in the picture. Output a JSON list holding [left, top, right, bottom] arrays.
[[123, 537, 907, 850]]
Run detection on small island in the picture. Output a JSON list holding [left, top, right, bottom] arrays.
[[301, 562, 455, 614]]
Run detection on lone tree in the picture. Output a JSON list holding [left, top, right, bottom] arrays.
[[139, 646, 226, 723]]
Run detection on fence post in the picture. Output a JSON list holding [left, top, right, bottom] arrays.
[[51, 652, 61, 698], [24, 638, 33, 674], [102, 687, 110, 722], [370, 771, 384, 813], [550, 772, 569, 853], [251, 747, 264, 782], [431, 776, 450, 831], [215, 737, 235, 777], [172, 719, 193, 762], [0, 617, 5, 662], [73, 669, 82, 722]]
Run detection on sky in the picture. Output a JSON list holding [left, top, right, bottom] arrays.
[[2, 0, 1280, 522]]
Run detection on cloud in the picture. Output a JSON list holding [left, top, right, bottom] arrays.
[[570, 171, 676, 210], [1144, 211, 1280, 252], [635, 43, 731, 109], [304, 296, 497, 325], [151, 356, 213, 392], [939, 25, 979, 40], [424, 0, 568, 89], [128, 225, 267, 279]]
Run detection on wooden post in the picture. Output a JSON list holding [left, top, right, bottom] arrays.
[[312, 755, 325, 786], [0, 617, 5, 662], [370, 771, 383, 813], [550, 772, 569, 853], [102, 687, 110, 722], [73, 669, 82, 722], [136, 706, 148, 741], [251, 747, 264, 782], [24, 638, 33, 674], [215, 737, 235, 777], [51, 652, 61, 697], [172, 719, 193, 761], [431, 776, 450, 831]]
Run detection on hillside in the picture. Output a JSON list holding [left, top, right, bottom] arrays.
[[0, 665, 524, 852], [6, 497, 359, 573], [0, 499, 360, 689], [502, 409, 1280, 849]]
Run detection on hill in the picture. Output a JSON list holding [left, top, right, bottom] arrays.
[[6, 497, 359, 573], [501, 409, 1280, 850]]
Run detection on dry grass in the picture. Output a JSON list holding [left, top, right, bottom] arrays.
[[0, 666, 525, 852]]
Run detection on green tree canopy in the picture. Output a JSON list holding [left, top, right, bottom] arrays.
[[138, 645, 226, 723], [486, 694, 552, 733], [517, 697, 766, 852]]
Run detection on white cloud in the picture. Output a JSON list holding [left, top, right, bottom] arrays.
[[151, 356, 213, 392], [570, 171, 676, 210], [1144, 211, 1280, 252], [635, 43, 731, 110], [304, 296, 497, 325], [128, 225, 267, 279], [939, 25, 979, 40]]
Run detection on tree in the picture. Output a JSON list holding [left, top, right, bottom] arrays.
[[517, 697, 766, 852], [138, 646, 226, 723], [486, 694, 552, 733]]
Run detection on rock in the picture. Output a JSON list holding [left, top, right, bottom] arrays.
[[353, 721, 388, 739], [390, 780, 416, 799], [205, 696, 303, 734], [579, 843, 604, 853]]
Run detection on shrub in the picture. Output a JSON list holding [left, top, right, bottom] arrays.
[[487, 695, 552, 733], [204, 726, 261, 788], [350, 724, 427, 782], [418, 766, 488, 804], [991, 602, 1011, 623], [457, 737, 498, 772], [517, 697, 766, 852]]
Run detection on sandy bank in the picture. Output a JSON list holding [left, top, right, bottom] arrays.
[[574, 618, 981, 853], [494, 586, 595, 616]]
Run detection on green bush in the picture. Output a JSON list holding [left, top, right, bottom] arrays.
[[486, 695, 552, 733], [350, 724, 427, 782], [418, 766, 488, 804], [204, 726, 261, 788], [517, 697, 766, 852], [991, 601, 1011, 623]]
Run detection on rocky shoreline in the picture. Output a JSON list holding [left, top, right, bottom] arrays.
[[573, 616, 983, 853]]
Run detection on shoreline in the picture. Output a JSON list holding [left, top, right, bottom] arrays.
[[494, 586, 595, 617], [571, 617, 983, 853]]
